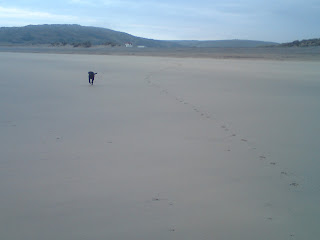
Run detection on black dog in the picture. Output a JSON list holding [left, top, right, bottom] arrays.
[[88, 71, 97, 85]]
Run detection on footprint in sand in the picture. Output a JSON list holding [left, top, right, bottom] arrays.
[[56, 136, 63, 142], [151, 194, 168, 202], [289, 182, 299, 187]]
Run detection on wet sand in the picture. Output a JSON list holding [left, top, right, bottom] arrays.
[[1, 52, 320, 240], [1, 45, 320, 61]]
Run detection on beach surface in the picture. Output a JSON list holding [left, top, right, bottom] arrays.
[[1, 52, 320, 240], [1, 45, 320, 61]]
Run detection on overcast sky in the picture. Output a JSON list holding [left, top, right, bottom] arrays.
[[0, 0, 319, 42]]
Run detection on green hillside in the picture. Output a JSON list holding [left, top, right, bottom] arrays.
[[0, 24, 280, 48], [279, 38, 320, 47], [0, 24, 178, 47]]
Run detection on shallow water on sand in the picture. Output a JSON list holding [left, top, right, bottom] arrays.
[[1, 53, 320, 240]]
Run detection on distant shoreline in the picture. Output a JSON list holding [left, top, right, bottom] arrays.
[[1, 45, 320, 61]]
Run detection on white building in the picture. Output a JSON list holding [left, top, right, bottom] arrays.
[[125, 42, 133, 47]]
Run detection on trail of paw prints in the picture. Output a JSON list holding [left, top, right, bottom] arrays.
[[170, 94, 260, 153], [258, 154, 305, 192], [259, 153, 307, 239], [145, 70, 261, 153], [145, 70, 300, 173], [173, 96, 214, 121], [144, 69, 305, 238], [145, 71, 290, 191]]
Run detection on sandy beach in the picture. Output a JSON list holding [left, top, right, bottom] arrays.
[[1, 51, 320, 240]]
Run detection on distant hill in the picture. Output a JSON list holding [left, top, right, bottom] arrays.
[[169, 39, 278, 48], [279, 38, 320, 47], [0, 24, 278, 48], [0, 24, 178, 47]]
